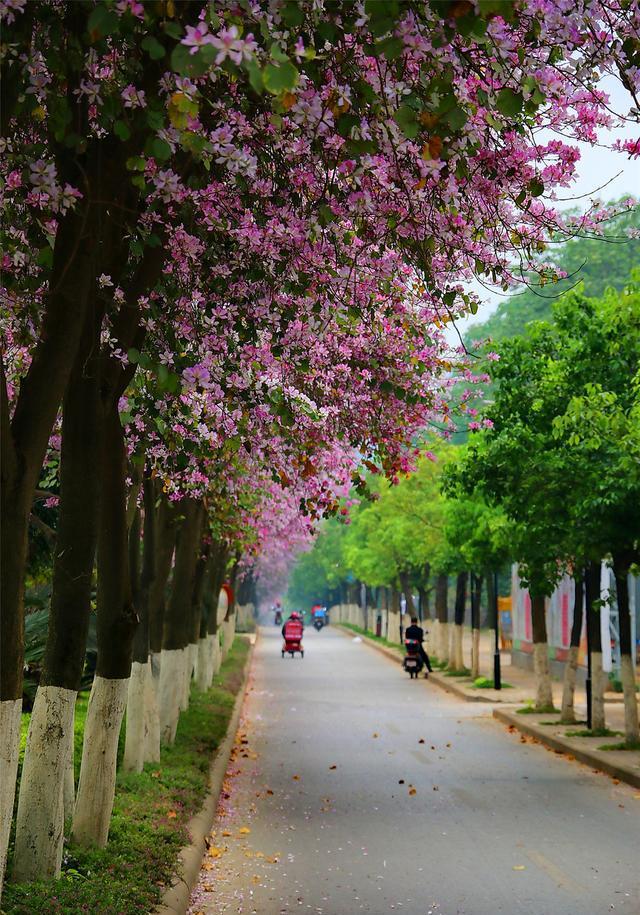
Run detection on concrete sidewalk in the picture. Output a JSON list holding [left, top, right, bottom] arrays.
[[337, 624, 640, 791]]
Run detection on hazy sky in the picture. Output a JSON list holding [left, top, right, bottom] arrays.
[[447, 76, 639, 342]]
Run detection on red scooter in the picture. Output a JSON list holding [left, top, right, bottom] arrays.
[[282, 614, 304, 658]]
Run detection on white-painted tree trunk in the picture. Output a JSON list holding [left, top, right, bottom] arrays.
[[533, 642, 554, 710], [195, 637, 210, 692], [72, 676, 128, 848], [430, 620, 439, 658], [143, 658, 161, 764], [448, 623, 456, 668], [471, 628, 480, 679], [208, 633, 221, 686], [1, 698, 22, 898], [438, 621, 449, 663], [159, 648, 183, 745], [591, 652, 606, 731], [63, 714, 75, 823], [387, 611, 401, 645], [220, 619, 231, 660], [620, 655, 639, 744], [188, 641, 198, 680], [13, 686, 76, 881], [179, 645, 193, 711], [450, 623, 464, 671], [560, 645, 580, 724], [123, 661, 148, 773]]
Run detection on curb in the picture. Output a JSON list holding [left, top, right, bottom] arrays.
[[492, 707, 640, 790], [335, 625, 492, 703], [154, 635, 256, 915]]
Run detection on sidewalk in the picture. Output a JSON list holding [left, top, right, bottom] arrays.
[[337, 624, 640, 790]]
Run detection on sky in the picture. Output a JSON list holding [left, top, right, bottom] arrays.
[[447, 76, 640, 342]]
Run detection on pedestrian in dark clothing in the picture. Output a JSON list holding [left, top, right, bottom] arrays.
[[405, 616, 433, 676]]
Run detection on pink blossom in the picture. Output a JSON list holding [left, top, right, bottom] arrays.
[[116, 0, 144, 18], [121, 84, 146, 108], [181, 22, 217, 55], [210, 25, 258, 66]]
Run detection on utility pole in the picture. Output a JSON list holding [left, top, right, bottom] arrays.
[[493, 570, 502, 690], [585, 564, 593, 730]]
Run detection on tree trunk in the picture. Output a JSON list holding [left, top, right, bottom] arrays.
[[387, 587, 401, 644], [72, 677, 129, 848], [13, 300, 103, 879], [612, 554, 639, 745], [124, 476, 162, 772], [399, 570, 416, 616], [470, 572, 483, 679], [73, 406, 136, 847], [0, 699, 25, 894], [560, 577, 584, 724], [435, 573, 448, 663], [202, 545, 226, 689], [531, 593, 554, 710], [585, 561, 606, 731], [159, 500, 203, 743], [449, 572, 467, 671], [190, 540, 210, 690], [0, 146, 127, 896]]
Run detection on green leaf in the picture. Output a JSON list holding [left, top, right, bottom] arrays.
[[114, 120, 131, 141], [496, 88, 524, 118], [529, 178, 545, 198], [445, 105, 468, 130], [365, 0, 400, 37], [87, 7, 119, 40], [263, 60, 299, 94], [281, 1, 304, 27], [126, 156, 146, 171], [170, 43, 210, 78], [35, 247, 53, 268], [245, 58, 264, 94], [150, 138, 172, 161], [479, 0, 515, 20], [146, 108, 165, 131], [376, 36, 404, 60], [270, 42, 289, 63], [163, 21, 183, 40], [128, 348, 141, 364], [393, 104, 419, 139], [141, 36, 165, 60]]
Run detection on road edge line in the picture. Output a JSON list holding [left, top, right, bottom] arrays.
[[154, 633, 256, 915]]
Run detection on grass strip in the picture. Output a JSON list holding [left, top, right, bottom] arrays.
[[471, 677, 513, 689], [4, 638, 250, 915], [597, 739, 640, 751], [565, 727, 622, 738], [516, 704, 558, 715]]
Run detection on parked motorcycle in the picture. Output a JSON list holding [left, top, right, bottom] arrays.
[[403, 639, 424, 679]]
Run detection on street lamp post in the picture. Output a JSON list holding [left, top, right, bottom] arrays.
[[493, 570, 502, 690]]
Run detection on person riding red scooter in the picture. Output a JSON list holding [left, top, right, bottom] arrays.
[[282, 611, 304, 658]]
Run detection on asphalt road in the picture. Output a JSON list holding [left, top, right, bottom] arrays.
[[189, 626, 640, 915]]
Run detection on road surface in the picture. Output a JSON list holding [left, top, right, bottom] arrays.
[[189, 626, 639, 915]]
